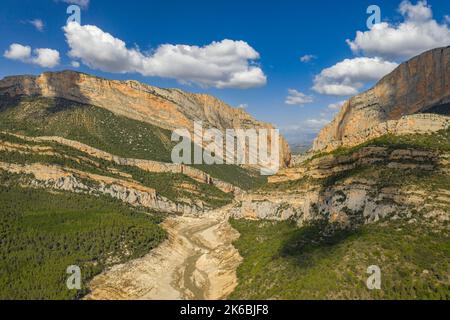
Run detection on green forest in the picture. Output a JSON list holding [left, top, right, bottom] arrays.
[[0, 183, 166, 300], [229, 218, 450, 300]]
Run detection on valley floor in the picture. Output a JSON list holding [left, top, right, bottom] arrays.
[[86, 207, 242, 300]]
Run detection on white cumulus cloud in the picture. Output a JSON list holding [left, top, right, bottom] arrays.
[[300, 54, 316, 63], [285, 89, 314, 106], [346, 0, 450, 60], [29, 19, 44, 31], [63, 22, 267, 89], [4, 43, 31, 61], [32, 48, 60, 68], [4, 43, 60, 68], [328, 100, 346, 110], [59, 0, 90, 8], [312, 57, 398, 96], [305, 118, 330, 128]]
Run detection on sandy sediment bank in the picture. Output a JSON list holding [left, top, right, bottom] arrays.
[[86, 209, 242, 300]]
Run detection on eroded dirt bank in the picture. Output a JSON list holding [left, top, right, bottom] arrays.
[[86, 208, 242, 300]]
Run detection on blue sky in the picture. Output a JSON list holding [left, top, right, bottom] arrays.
[[1, 0, 449, 145]]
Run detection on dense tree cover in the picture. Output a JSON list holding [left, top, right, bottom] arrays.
[[195, 164, 267, 190], [0, 96, 175, 162], [0, 183, 166, 300], [229, 218, 450, 300]]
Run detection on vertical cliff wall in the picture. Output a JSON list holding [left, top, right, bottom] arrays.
[[313, 46, 450, 152]]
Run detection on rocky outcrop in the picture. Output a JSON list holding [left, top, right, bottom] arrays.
[[314, 114, 449, 153], [313, 46, 450, 152], [0, 162, 204, 215], [230, 179, 450, 227], [4, 132, 243, 195], [270, 145, 449, 183], [229, 141, 449, 227], [0, 71, 291, 168]]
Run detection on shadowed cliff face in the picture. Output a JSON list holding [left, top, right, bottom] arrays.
[[314, 46, 450, 152], [0, 71, 291, 169]]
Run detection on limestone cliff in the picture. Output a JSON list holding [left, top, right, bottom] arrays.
[[3, 132, 243, 195], [230, 141, 450, 227], [0, 71, 291, 168], [313, 46, 450, 152], [0, 161, 204, 215]]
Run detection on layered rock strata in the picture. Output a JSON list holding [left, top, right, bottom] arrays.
[[0, 71, 291, 168], [313, 47, 450, 153]]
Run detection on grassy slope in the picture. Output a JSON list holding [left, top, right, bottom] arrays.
[[0, 95, 265, 190], [262, 164, 450, 198], [230, 218, 449, 300], [0, 132, 233, 208], [307, 127, 450, 164], [265, 128, 450, 193], [0, 180, 167, 300]]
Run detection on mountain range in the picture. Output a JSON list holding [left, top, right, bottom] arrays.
[[0, 46, 448, 300]]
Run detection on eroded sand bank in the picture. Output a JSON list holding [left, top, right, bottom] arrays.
[[86, 209, 242, 300]]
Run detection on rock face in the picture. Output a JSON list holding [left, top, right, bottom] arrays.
[[230, 179, 450, 227], [5, 132, 243, 195], [0, 71, 291, 168], [313, 46, 450, 152], [0, 161, 205, 215], [229, 136, 450, 227], [230, 147, 449, 226], [270, 145, 449, 183]]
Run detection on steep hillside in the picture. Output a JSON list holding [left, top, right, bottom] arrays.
[[230, 217, 449, 300], [0, 183, 166, 300], [313, 46, 449, 152], [0, 131, 234, 212], [229, 128, 450, 299], [0, 71, 291, 168], [232, 128, 449, 222], [0, 95, 265, 191], [227, 47, 450, 300]]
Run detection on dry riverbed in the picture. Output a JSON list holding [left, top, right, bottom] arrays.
[[86, 209, 242, 300]]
